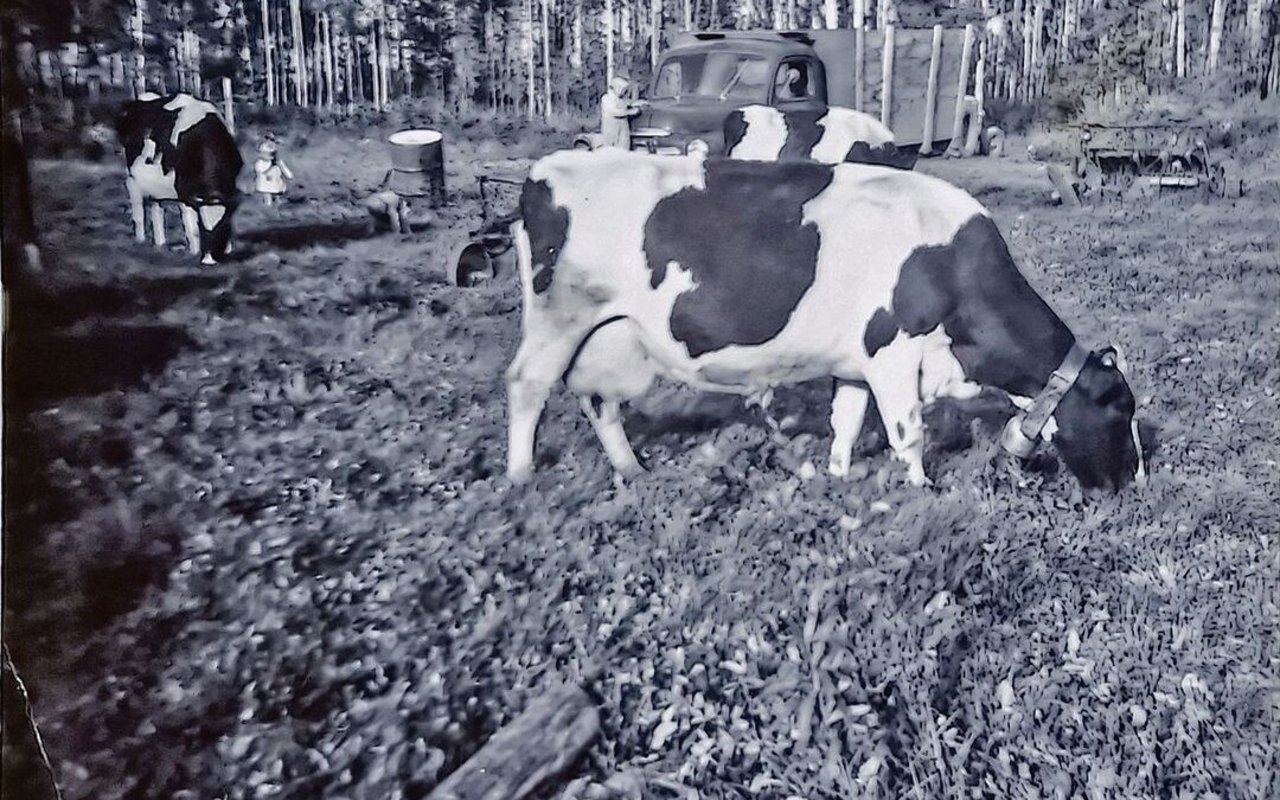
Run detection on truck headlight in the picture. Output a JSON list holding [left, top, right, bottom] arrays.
[[686, 138, 710, 157]]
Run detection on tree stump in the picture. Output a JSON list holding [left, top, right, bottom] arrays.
[[426, 685, 600, 800]]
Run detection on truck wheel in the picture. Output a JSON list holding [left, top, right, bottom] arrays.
[[452, 240, 495, 287]]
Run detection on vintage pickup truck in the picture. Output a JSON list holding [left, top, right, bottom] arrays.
[[573, 27, 978, 156]]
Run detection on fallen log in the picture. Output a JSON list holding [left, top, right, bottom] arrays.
[[427, 684, 600, 800]]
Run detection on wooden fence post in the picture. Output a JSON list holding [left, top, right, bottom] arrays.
[[919, 24, 943, 155], [880, 24, 895, 129], [947, 23, 975, 156]]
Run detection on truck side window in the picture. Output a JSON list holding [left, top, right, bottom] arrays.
[[774, 60, 814, 101], [655, 61, 685, 99]]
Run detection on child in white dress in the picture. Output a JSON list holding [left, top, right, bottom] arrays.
[[254, 138, 294, 207]]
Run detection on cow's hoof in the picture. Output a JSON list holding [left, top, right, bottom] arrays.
[[613, 463, 646, 483], [201, 255, 216, 266], [828, 460, 849, 478], [507, 467, 533, 486]]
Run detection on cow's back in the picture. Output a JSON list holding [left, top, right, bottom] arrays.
[[118, 94, 242, 204]]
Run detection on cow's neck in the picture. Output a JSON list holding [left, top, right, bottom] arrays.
[[941, 215, 1080, 399]]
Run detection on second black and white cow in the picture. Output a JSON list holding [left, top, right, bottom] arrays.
[[117, 93, 243, 264], [507, 150, 1144, 493], [724, 105, 918, 169]]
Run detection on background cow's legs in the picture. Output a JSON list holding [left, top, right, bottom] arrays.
[[828, 380, 871, 477], [865, 339, 930, 487], [579, 397, 644, 479], [181, 205, 201, 255], [127, 178, 146, 243], [149, 202, 166, 247], [506, 332, 593, 483]]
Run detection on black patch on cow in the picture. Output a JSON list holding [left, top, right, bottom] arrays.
[[846, 141, 919, 170], [118, 94, 244, 261], [643, 159, 833, 358], [891, 214, 1074, 397], [723, 110, 749, 155], [779, 111, 826, 160], [863, 307, 900, 358], [118, 95, 243, 204], [519, 178, 569, 295]]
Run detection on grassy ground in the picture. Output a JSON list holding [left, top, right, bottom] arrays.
[[4, 126, 1278, 800]]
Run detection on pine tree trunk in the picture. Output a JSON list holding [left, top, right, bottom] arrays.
[[369, 25, 381, 110], [312, 15, 322, 107], [605, 0, 615, 82], [289, 0, 303, 104], [261, 0, 275, 105], [572, 0, 583, 69], [524, 0, 535, 117], [1207, 0, 1226, 73], [1176, 0, 1187, 78], [651, 0, 661, 67], [133, 0, 147, 96], [543, 0, 553, 118]]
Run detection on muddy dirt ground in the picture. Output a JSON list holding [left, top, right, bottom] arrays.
[[5, 127, 1279, 799]]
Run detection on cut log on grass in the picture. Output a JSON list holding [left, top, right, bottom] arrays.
[[426, 684, 600, 800]]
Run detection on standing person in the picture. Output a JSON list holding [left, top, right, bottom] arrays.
[[599, 76, 645, 150], [254, 136, 294, 207]]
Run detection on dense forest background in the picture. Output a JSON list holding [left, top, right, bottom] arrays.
[[2, 0, 1279, 131]]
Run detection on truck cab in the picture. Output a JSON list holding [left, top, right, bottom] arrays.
[[574, 32, 829, 156]]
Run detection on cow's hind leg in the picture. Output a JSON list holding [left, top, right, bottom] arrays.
[[828, 379, 871, 478], [864, 338, 930, 487], [149, 202, 167, 248], [127, 178, 147, 243], [506, 330, 594, 484], [564, 317, 655, 480], [580, 397, 644, 480], [181, 205, 201, 255]]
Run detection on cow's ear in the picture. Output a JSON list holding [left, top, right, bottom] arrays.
[[1096, 345, 1127, 374]]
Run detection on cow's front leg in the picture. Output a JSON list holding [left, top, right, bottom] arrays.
[[865, 340, 930, 488], [579, 396, 644, 480], [149, 202, 167, 248], [506, 333, 590, 484], [181, 204, 201, 255], [828, 379, 870, 477], [127, 178, 146, 242]]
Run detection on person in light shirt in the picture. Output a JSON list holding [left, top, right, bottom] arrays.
[[599, 76, 646, 149]]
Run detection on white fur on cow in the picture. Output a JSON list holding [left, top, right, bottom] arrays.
[[506, 150, 1143, 493], [724, 105, 918, 170], [117, 93, 243, 264]]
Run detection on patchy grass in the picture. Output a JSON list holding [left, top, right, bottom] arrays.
[[4, 134, 1278, 800]]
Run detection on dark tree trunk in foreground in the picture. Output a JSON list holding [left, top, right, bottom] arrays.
[[425, 685, 599, 800]]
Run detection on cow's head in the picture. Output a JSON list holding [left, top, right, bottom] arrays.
[[1048, 346, 1144, 493]]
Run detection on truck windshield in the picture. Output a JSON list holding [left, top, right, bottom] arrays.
[[652, 52, 771, 101]]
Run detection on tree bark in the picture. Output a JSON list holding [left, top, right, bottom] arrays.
[[1176, 0, 1187, 78], [133, 0, 146, 96], [1207, 0, 1226, 73], [524, 0, 534, 117], [605, 0, 615, 81], [261, 0, 275, 105], [425, 685, 599, 800], [543, 0, 553, 118]]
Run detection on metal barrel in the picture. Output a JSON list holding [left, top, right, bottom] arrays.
[[387, 129, 446, 207]]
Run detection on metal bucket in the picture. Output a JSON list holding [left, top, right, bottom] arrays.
[[387, 129, 446, 207]]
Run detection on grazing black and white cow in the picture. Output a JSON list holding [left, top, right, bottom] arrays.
[[724, 105, 918, 170], [506, 150, 1145, 493], [117, 93, 243, 264]]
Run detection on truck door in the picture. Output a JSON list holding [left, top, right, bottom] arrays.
[[770, 57, 826, 111]]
